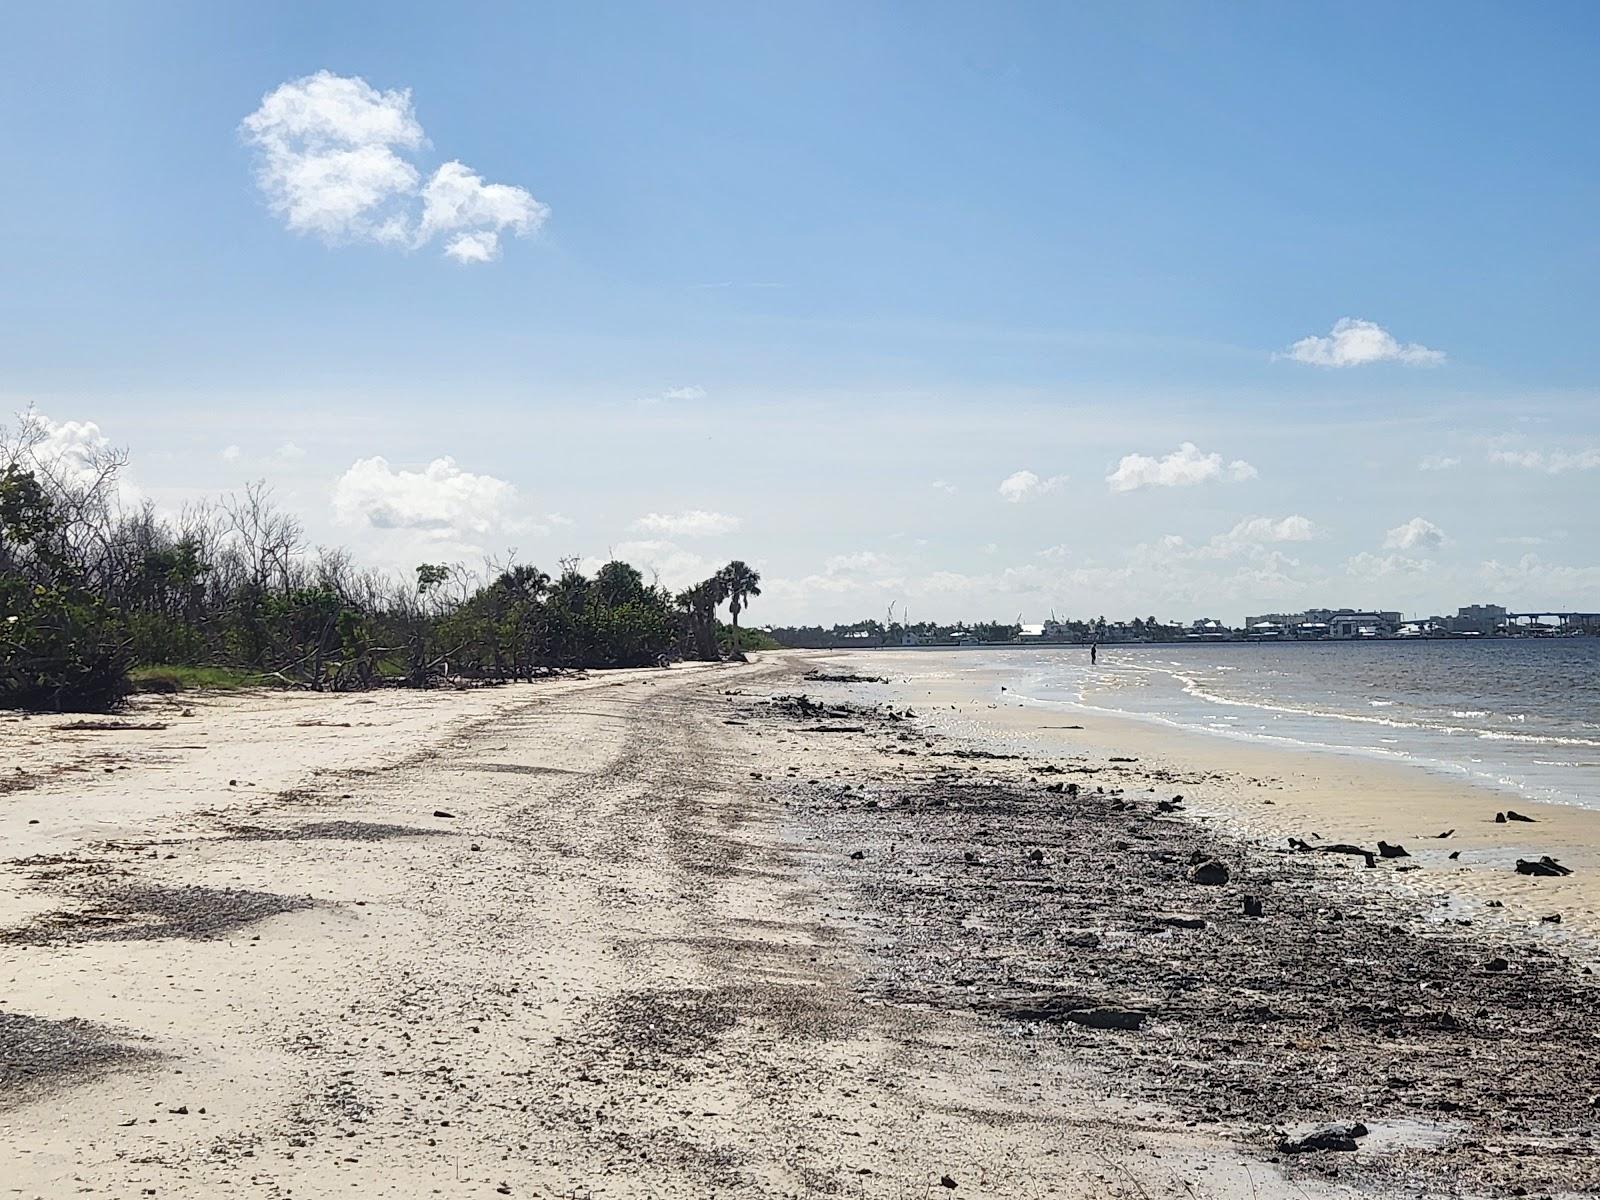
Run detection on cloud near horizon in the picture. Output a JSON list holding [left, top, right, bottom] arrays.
[[240, 70, 548, 263], [1106, 443, 1257, 492], [1488, 447, 1600, 474], [331, 455, 530, 541], [1282, 318, 1445, 367], [630, 509, 742, 537], [8, 411, 142, 509]]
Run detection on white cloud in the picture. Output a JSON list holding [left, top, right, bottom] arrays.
[[1106, 443, 1256, 493], [1418, 454, 1460, 471], [419, 161, 549, 264], [220, 444, 242, 463], [1151, 515, 1317, 563], [1488, 447, 1600, 474], [275, 441, 307, 461], [1283, 318, 1444, 367], [1219, 514, 1316, 546], [1346, 551, 1434, 578], [998, 469, 1066, 503], [240, 71, 547, 264], [639, 385, 707, 406], [441, 231, 498, 264], [1383, 516, 1447, 551], [631, 509, 742, 537], [1477, 554, 1600, 602], [30, 416, 113, 478], [545, 512, 574, 527], [331, 455, 526, 540], [9, 412, 140, 508], [239, 71, 422, 245], [931, 480, 957, 494]]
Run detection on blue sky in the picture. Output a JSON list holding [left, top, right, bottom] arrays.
[[3, 2, 1597, 623]]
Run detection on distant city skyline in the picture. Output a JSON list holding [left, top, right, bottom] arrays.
[[3, 3, 1597, 623]]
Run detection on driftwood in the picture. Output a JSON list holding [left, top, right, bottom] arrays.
[[1515, 856, 1572, 877], [60, 720, 168, 732], [1290, 838, 1378, 868]]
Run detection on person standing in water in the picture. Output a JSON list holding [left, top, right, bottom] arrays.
[[1090, 642, 1098, 665]]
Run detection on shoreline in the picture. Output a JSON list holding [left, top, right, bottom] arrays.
[[818, 649, 1600, 951]]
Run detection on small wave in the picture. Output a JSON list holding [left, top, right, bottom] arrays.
[[1451, 710, 1489, 718], [1370, 700, 1395, 707], [1473, 729, 1600, 748]]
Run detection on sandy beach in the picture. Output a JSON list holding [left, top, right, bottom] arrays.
[[829, 648, 1600, 947], [4, 651, 1598, 1198]]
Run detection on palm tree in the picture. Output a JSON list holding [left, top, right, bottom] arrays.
[[676, 574, 730, 661], [717, 560, 761, 653]]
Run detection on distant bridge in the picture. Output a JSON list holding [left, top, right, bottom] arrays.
[[1506, 611, 1600, 623]]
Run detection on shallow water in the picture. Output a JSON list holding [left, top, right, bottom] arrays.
[[920, 640, 1600, 810]]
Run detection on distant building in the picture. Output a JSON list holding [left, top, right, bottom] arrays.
[[1246, 612, 1300, 629], [1443, 604, 1507, 636], [1329, 611, 1402, 639]]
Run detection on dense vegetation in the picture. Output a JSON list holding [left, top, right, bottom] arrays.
[[1, 415, 761, 711]]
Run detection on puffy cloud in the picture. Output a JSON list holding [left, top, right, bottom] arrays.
[[8, 412, 140, 507], [419, 161, 549, 264], [998, 470, 1066, 503], [275, 441, 307, 461], [440, 231, 498, 264], [27, 415, 114, 479], [1418, 454, 1460, 471], [931, 480, 957, 494], [1488, 447, 1600, 474], [220, 444, 243, 463], [240, 71, 547, 264], [331, 455, 526, 540], [239, 71, 422, 244], [631, 509, 742, 537], [1383, 516, 1447, 551], [1282, 318, 1444, 367], [1106, 443, 1256, 493]]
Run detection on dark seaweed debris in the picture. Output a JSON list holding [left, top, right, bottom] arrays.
[[1, 882, 313, 945], [222, 820, 442, 842], [0, 1011, 153, 1104], [796, 770, 1600, 1194]]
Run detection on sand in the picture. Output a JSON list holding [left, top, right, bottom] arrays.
[[825, 648, 1600, 946], [2, 653, 1596, 1197]]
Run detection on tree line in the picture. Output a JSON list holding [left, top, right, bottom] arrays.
[[1, 414, 762, 711]]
